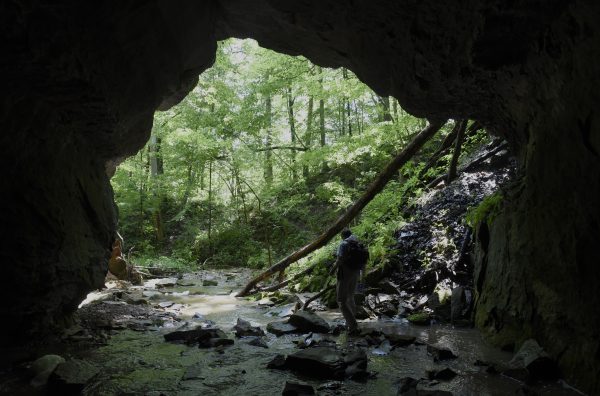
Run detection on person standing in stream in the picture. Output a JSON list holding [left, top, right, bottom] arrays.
[[329, 228, 369, 335]]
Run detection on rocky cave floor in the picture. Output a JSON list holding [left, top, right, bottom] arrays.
[[0, 144, 586, 395]]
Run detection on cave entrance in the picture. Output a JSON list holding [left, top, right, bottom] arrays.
[[110, 38, 446, 275]]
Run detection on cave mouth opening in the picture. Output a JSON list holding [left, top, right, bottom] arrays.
[[109, 37, 447, 277]]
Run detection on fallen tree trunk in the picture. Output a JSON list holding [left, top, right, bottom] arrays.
[[419, 120, 482, 178], [426, 140, 508, 188], [303, 283, 336, 310], [257, 261, 319, 293], [236, 119, 447, 297]]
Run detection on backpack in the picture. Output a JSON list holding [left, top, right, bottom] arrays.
[[341, 239, 369, 270]]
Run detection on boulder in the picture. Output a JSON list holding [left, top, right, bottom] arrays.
[[164, 326, 228, 346], [450, 287, 472, 323], [426, 367, 457, 381], [29, 354, 66, 387], [233, 318, 265, 337], [48, 359, 99, 395], [426, 345, 457, 362], [509, 339, 559, 380], [267, 354, 287, 370], [285, 347, 345, 379], [247, 337, 269, 348], [385, 333, 417, 348], [267, 321, 299, 336], [397, 377, 419, 394], [200, 337, 234, 348], [284, 347, 367, 380], [282, 381, 316, 396], [155, 278, 178, 288], [288, 311, 330, 333], [355, 305, 372, 320]]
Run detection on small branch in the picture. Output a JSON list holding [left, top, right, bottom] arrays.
[[254, 145, 308, 152]]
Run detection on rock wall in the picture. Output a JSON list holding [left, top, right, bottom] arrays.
[[1, 0, 599, 391]]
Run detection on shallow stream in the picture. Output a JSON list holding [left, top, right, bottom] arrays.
[[4, 269, 583, 395]]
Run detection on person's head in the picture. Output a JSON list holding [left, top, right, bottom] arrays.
[[341, 229, 352, 239]]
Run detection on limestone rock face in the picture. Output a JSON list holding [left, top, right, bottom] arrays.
[[1, 0, 600, 392]]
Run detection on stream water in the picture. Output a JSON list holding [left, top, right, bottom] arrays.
[[2, 269, 583, 395]]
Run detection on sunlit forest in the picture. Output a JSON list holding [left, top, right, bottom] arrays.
[[112, 39, 487, 278]]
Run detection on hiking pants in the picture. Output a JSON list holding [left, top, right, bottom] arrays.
[[337, 268, 360, 330]]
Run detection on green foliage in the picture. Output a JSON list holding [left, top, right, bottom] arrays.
[[110, 38, 491, 276], [466, 192, 503, 227], [407, 312, 431, 325]]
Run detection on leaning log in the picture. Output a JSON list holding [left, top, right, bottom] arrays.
[[236, 119, 447, 297]]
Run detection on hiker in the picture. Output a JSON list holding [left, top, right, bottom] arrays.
[[329, 228, 369, 334]]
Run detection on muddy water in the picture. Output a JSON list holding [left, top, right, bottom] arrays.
[[77, 269, 579, 396]]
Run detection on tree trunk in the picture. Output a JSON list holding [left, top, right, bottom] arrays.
[[237, 119, 447, 296], [149, 134, 164, 244], [264, 96, 274, 185], [447, 119, 468, 182], [303, 96, 314, 179], [208, 160, 213, 256], [287, 86, 298, 181]]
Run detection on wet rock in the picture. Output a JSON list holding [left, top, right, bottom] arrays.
[[142, 290, 162, 299], [509, 339, 559, 380], [182, 363, 204, 380], [164, 326, 227, 346], [123, 294, 148, 305], [200, 337, 234, 348], [450, 286, 473, 322], [288, 311, 330, 333], [267, 354, 287, 369], [416, 390, 453, 396], [427, 293, 450, 321], [202, 279, 218, 286], [285, 347, 345, 379], [373, 300, 398, 317], [426, 367, 457, 381], [300, 333, 336, 349], [354, 305, 372, 320], [247, 337, 269, 348], [48, 359, 99, 395], [158, 301, 174, 308], [317, 382, 343, 391], [282, 381, 315, 395], [155, 278, 178, 288], [386, 333, 417, 348], [397, 376, 419, 394], [267, 321, 299, 336], [426, 345, 457, 362], [29, 354, 65, 387], [377, 279, 401, 294], [502, 367, 530, 382], [266, 303, 297, 318], [233, 318, 265, 337], [285, 347, 367, 380], [177, 280, 195, 287]]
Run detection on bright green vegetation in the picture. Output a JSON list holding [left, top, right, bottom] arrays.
[[465, 191, 504, 227], [111, 39, 487, 275], [407, 312, 431, 325]]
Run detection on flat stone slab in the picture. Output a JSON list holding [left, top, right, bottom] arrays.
[[267, 321, 298, 336], [48, 359, 99, 394], [288, 311, 330, 333], [283, 347, 368, 380]]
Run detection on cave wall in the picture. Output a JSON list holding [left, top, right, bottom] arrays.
[[1, 0, 599, 391]]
